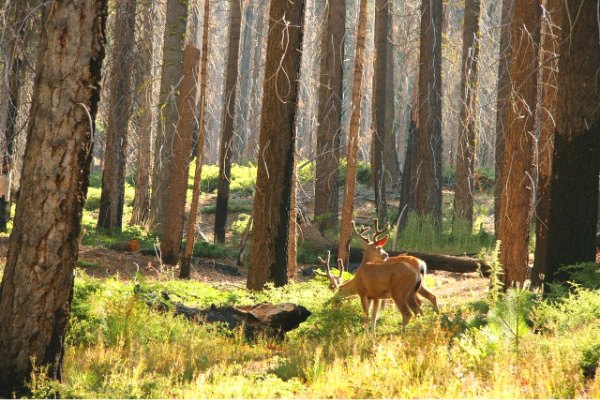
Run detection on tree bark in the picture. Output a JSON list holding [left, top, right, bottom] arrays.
[[130, 0, 156, 226], [337, 0, 369, 267], [314, 0, 345, 233], [97, 0, 137, 231], [531, 1, 557, 287], [149, 0, 189, 234], [371, 0, 389, 225], [494, 0, 513, 233], [497, 0, 541, 287], [247, 0, 304, 290], [0, 0, 106, 394], [415, 0, 444, 227], [161, 45, 200, 265], [543, 0, 600, 286], [0, 1, 28, 233], [181, 0, 210, 279], [452, 0, 480, 230], [214, 0, 242, 243]]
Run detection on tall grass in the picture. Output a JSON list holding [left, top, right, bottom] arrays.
[[24, 268, 600, 398]]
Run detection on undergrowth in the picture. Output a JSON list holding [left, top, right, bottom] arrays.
[[22, 260, 600, 398]]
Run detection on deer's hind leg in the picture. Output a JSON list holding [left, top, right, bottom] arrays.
[[390, 289, 412, 327]]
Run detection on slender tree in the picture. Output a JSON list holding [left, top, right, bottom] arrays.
[[0, 0, 106, 394], [97, 0, 137, 231], [214, 0, 242, 243], [337, 0, 369, 266], [494, 0, 513, 232], [452, 0, 481, 230], [149, 0, 189, 233], [497, 0, 541, 287], [247, 0, 305, 290], [542, 0, 600, 286], [130, 0, 156, 226], [0, 1, 27, 232], [415, 0, 444, 227], [371, 0, 390, 225], [314, 0, 345, 233], [161, 45, 200, 265], [181, 0, 211, 279]]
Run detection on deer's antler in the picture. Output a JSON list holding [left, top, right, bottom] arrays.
[[315, 251, 332, 277], [371, 218, 390, 243], [352, 220, 371, 244]]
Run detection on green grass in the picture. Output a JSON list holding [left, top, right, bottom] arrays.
[[25, 269, 600, 398]]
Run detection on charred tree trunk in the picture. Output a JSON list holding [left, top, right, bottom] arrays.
[[415, 0, 444, 227], [371, 0, 389, 225], [531, 2, 558, 287], [247, 0, 305, 290], [543, 0, 600, 286], [0, 0, 106, 394]]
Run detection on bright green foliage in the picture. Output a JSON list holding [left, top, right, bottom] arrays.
[[393, 212, 494, 254]]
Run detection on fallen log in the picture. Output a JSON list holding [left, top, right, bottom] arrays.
[[149, 292, 311, 340], [303, 248, 490, 277], [348, 248, 490, 276]]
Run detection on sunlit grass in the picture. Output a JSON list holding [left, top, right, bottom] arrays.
[[22, 268, 599, 398]]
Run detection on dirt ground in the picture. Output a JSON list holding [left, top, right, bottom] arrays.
[[0, 192, 492, 305]]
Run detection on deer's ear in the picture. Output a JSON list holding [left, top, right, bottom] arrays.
[[376, 236, 388, 247]]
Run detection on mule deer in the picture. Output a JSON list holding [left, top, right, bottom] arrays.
[[353, 218, 439, 311], [315, 251, 422, 335]]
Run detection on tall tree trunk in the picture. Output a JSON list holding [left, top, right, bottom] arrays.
[[181, 0, 210, 279], [337, 0, 369, 266], [371, 0, 389, 225], [0, 1, 27, 233], [161, 45, 200, 265], [494, 0, 513, 233], [452, 0, 481, 230], [0, 0, 106, 394], [383, 3, 400, 188], [214, 0, 242, 243], [497, 0, 541, 287], [314, 0, 345, 233], [149, 0, 189, 234], [397, 82, 419, 234], [543, 0, 600, 286], [130, 0, 156, 226], [415, 0, 443, 227], [97, 0, 137, 231], [247, 0, 305, 290], [531, 2, 557, 287]]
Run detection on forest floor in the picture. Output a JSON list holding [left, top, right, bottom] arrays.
[[75, 192, 492, 306], [0, 192, 491, 306]]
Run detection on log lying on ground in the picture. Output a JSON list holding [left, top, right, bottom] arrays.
[[150, 293, 311, 340], [348, 248, 491, 276], [301, 248, 490, 276]]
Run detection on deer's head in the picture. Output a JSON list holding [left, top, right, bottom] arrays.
[[352, 218, 390, 262]]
